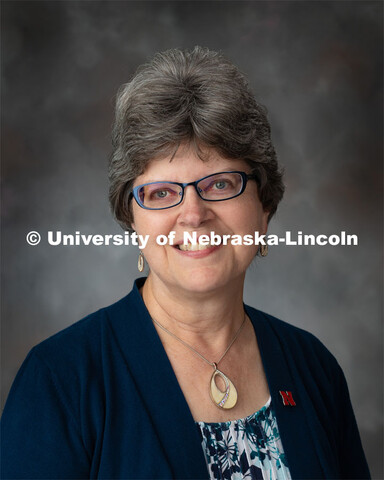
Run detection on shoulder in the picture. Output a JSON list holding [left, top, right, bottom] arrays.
[[26, 290, 137, 381], [246, 305, 352, 416], [32, 298, 118, 357], [245, 304, 342, 378], [4, 291, 139, 429], [13, 278, 148, 391], [246, 304, 330, 350]]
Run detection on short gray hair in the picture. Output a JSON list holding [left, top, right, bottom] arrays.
[[109, 46, 284, 230]]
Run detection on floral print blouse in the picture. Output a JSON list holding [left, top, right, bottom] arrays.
[[196, 397, 291, 480]]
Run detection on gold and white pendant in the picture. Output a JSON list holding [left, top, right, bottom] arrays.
[[209, 363, 238, 409]]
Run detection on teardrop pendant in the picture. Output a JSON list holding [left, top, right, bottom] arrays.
[[209, 364, 238, 409]]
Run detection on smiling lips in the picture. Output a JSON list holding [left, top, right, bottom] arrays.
[[178, 242, 217, 251], [176, 234, 221, 251]]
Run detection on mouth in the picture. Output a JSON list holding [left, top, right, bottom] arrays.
[[176, 242, 217, 252], [173, 234, 222, 258]]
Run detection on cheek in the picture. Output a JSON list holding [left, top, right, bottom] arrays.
[[231, 203, 268, 235], [131, 208, 175, 243], [131, 205, 153, 234], [249, 197, 269, 233], [241, 188, 269, 231], [258, 210, 269, 234]]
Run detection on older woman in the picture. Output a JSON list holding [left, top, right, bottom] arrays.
[[2, 47, 370, 480]]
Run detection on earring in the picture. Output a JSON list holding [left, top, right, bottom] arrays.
[[259, 244, 268, 257], [138, 251, 145, 272]]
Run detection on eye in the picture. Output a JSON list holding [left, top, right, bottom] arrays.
[[146, 184, 180, 202], [136, 182, 182, 208], [197, 173, 242, 199], [149, 188, 178, 201], [153, 189, 169, 198], [213, 180, 228, 190], [206, 177, 235, 192]]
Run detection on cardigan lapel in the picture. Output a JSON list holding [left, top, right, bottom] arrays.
[[246, 305, 334, 480], [106, 278, 209, 480]]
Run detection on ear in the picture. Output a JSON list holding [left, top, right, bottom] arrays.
[[261, 209, 270, 235], [130, 205, 136, 232]]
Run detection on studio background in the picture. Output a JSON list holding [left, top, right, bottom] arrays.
[[2, 1, 383, 477]]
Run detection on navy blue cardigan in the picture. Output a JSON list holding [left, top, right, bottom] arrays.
[[2, 278, 370, 479]]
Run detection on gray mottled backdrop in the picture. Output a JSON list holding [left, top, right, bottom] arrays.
[[2, 1, 383, 477]]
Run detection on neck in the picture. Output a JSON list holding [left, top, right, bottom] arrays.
[[141, 273, 247, 359]]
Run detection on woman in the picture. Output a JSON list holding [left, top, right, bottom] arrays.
[[2, 47, 370, 479]]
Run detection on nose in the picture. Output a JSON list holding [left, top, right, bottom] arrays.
[[176, 185, 213, 228]]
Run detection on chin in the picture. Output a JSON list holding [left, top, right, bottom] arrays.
[[171, 268, 238, 295]]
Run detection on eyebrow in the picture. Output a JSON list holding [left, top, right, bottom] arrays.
[[135, 170, 253, 185]]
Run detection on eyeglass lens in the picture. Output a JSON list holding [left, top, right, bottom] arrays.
[[137, 172, 244, 209]]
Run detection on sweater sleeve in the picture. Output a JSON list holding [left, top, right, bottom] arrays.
[[1, 348, 91, 479], [334, 362, 371, 479]]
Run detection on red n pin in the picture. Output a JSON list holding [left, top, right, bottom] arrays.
[[279, 390, 296, 406]]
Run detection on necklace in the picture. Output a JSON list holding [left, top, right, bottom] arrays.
[[152, 314, 246, 410]]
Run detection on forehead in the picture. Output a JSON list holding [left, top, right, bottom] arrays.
[[135, 145, 250, 184]]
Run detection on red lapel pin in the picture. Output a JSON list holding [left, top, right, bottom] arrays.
[[279, 390, 296, 406]]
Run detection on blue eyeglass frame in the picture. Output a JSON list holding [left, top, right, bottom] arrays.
[[129, 171, 259, 210]]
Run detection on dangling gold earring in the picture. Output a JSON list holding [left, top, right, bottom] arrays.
[[259, 244, 268, 257], [138, 251, 145, 272]]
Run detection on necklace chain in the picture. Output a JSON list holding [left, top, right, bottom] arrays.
[[151, 314, 247, 368]]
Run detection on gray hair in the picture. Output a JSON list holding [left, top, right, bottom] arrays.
[[109, 46, 284, 230]]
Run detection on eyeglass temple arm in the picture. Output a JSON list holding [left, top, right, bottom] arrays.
[[247, 172, 261, 186]]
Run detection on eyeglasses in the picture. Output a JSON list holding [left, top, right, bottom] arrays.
[[130, 171, 259, 210]]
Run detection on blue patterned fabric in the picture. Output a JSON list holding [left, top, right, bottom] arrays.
[[197, 398, 291, 480]]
